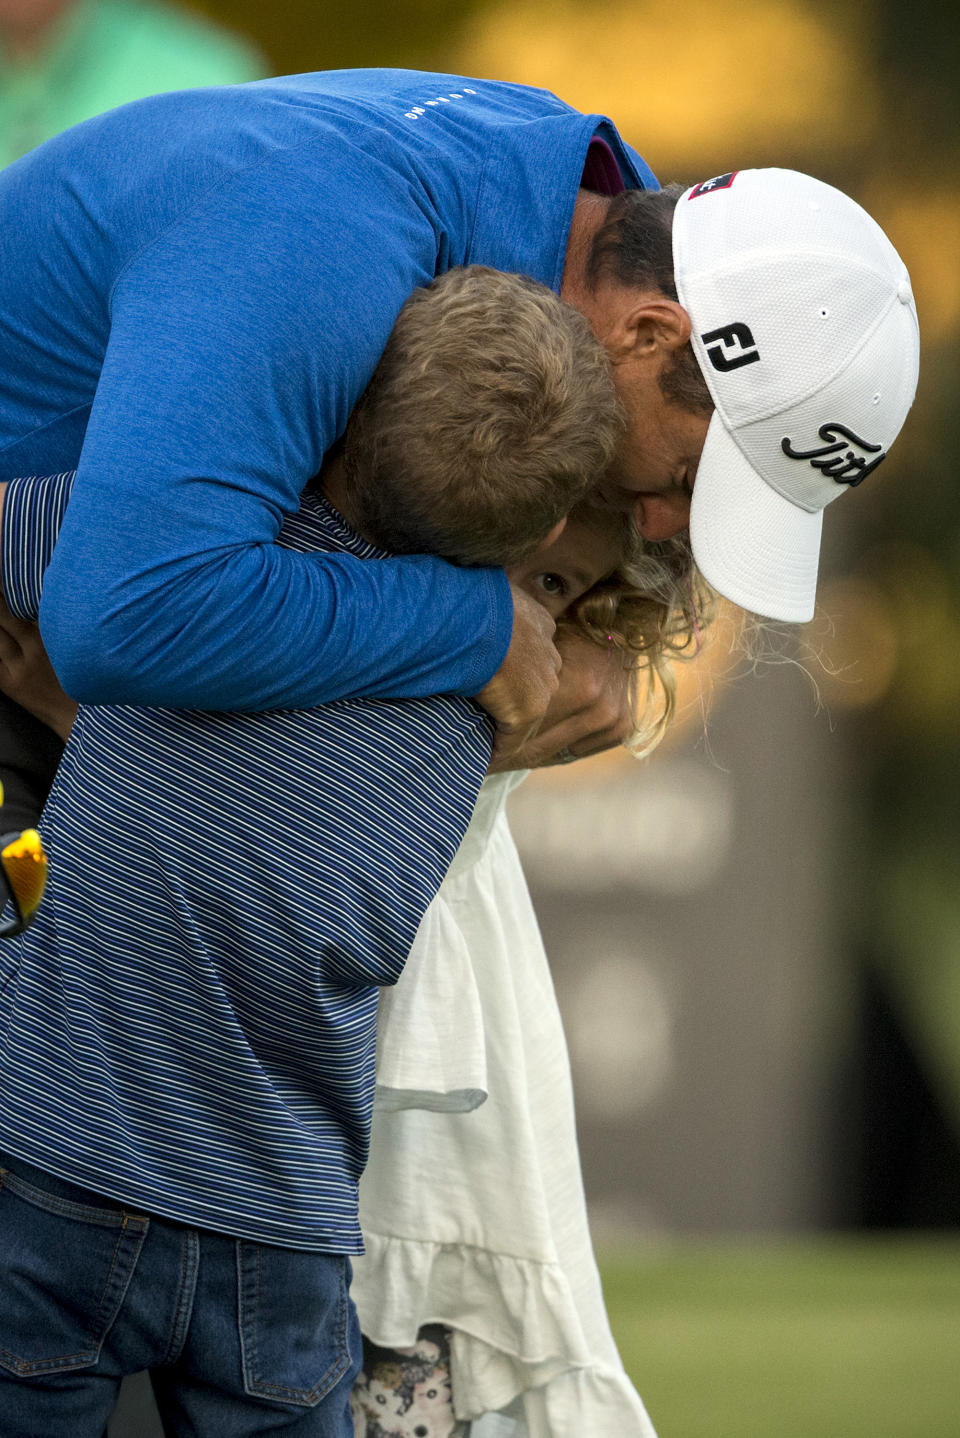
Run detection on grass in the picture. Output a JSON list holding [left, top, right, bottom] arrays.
[[598, 1237, 960, 1438]]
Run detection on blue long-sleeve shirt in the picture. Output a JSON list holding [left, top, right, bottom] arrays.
[[0, 69, 655, 711]]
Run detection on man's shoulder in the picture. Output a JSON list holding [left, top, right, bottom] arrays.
[[250, 69, 580, 114]]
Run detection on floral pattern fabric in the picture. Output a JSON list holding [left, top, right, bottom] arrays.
[[351, 1326, 469, 1437]]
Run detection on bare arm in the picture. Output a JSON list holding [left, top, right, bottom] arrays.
[[0, 600, 77, 742]]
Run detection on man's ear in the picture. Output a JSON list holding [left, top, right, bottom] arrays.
[[604, 296, 693, 367]]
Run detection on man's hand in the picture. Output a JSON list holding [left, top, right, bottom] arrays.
[[488, 626, 634, 771], [0, 599, 78, 741], [473, 583, 562, 739]]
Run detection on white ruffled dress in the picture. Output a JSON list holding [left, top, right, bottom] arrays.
[[350, 774, 658, 1437]]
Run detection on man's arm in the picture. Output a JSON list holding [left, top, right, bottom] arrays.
[[0, 497, 620, 789], [0, 477, 626, 773], [6, 471, 562, 734], [0, 598, 627, 789]]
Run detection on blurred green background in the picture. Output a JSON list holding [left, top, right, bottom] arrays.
[[4, 2, 959, 1432], [600, 1238, 960, 1437]]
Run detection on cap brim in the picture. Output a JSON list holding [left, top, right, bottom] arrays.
[[690, 413, 822, 623]]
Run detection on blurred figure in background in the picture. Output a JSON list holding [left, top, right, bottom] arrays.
[[0, 0, 262, 168]]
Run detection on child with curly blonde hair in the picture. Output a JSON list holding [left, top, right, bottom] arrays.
[[351, 501, 713, 1438]]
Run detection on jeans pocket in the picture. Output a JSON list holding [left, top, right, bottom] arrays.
[[237, 1244, 354, 1407], [0, 1166, 149, 1376]]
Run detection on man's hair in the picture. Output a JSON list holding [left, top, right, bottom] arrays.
[[586, 185, 714, 417], [342, 267, 622, 567]]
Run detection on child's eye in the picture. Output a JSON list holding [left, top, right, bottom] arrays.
[[536, 572, 567, 597]]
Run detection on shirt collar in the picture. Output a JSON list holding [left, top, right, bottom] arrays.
[[467, 111, 658, 293]]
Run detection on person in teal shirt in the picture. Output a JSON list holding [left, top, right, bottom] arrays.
[[0, 0, 262, 167]]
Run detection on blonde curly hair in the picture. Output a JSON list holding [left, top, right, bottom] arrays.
[[564, 509, 716, 756]]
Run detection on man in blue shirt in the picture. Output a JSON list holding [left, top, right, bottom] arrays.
[[0, 70, 918, 741], [0, 70, 646, 731]]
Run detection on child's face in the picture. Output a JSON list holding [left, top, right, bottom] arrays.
[[506, 510, 622, 619]]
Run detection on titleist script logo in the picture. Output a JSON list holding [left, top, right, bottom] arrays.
[[781, 423, 886, 486], [701, 323, 759, 372]]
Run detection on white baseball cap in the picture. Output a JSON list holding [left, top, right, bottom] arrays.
[[672, 168, 920, 622]]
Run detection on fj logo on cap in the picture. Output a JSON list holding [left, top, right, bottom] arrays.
[[689, 172, 739, 198], [781, 423, 886, 487], [701, 323, 760, 373]]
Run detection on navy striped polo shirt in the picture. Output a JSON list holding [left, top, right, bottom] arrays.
[[0, 478, 493, 1251]]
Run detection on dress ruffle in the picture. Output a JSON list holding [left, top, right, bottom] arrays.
[[351, 1235, 656, 1435], [468, 1362, 659, 1438], [352, 1232, 590, 1366]]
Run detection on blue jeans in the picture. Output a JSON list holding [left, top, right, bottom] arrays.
[[0, 1153, 362, 1437]]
